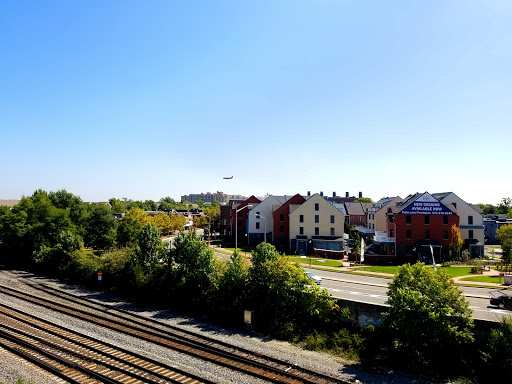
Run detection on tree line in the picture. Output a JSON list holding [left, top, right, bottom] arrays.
[[1, 189, 511, 382], [479, 197, 512, 217]]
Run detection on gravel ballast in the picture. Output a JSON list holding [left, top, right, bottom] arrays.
[[0, 269, 440, 384]]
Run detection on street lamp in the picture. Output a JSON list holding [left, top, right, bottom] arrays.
[[235, 204, 252, 250], [256, 213, 266, 243]]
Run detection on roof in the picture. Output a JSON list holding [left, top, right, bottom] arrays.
[[333, 204, 347, 215], [345, 202, 365, 215]]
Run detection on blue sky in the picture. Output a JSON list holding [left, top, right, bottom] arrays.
[[1, 1, 510, 205]]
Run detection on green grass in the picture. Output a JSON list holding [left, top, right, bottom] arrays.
[[287, 257, 343, 267], [350, 265, 478, 278], [349, 265, 399, 274], [460, 275, 506, 283]]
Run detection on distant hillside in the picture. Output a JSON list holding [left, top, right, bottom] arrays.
[[0, 199, 20, 207]]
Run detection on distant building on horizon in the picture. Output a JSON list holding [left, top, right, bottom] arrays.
[[181, 191, 233, 204]]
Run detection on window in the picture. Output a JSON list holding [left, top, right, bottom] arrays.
[[280, 213, 284, 222], [425, 230, 430, 240], [406, 215, 411, 224], [389, 216, 394, 223], [238, 211, 243, 218], [424, 215, 430, 225], [299, 214, 304, 223], [280, 225, 284, 233], [315, 203, 319, 211], [330, 227, 335, 236], [468, 216, 473, 225], [256, 211, 260, 217], [469, 230, 474, 239], [315, 227, 319, 236], [443, 216, 448, 225], [330, 215, 335, 223], [315, 215, 319, 223], [406, 230, 411, 239], [390, 229, 394, 237], [238, 221, 242, 228], [443, 230, 448, 240], [299, 226, 304, 235], [256, 222, 260, 230]]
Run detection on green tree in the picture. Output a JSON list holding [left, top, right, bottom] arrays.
[[351, 230, 361, 256], [137, 223, 164, 272], [109, 197, 127, 213], [116, 216, 143, 248], [496, 224, 512, 264], [385, 263, 474, 374], [144, 200, 157, 211], [217, 250, 249, 314], [49, 189, 82, 210], [497, 197, 512, 215], [354, 197, 373, 203], [84, 204, 117, 251], [482, 317, 512, 381], [478, 203, 496, 215], [169, 230, 217, 307]]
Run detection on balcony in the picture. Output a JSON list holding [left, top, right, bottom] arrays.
[[357, 226, 375, 235], [374, 231, 395, 244]]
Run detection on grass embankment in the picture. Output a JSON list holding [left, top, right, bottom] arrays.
[[287, 257, 343, 267], [349, 265, 501, 283]]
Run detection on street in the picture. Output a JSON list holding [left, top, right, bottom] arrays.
[[304, 268, 512, 323]]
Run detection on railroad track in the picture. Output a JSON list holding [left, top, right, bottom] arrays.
[[0, 304, 208, 383], [0, 278, 350, 384]]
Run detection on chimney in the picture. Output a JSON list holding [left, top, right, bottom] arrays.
[[359, 192, 363, 198], [320, 191, 324, 197], [346, 192, 349, 198], [307, 191, 311, 197], [333, 192, 336, 198]]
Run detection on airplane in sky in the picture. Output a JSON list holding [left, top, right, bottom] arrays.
[[223, 176, 233, 179]]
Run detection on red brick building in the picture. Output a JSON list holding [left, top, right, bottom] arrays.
[[220, 196, 261, 243], [384, 192, 459, 262], [271, 193, 306, 250]]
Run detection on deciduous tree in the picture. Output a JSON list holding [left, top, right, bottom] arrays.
[[385, 263, 474, 373], [137, 223, 164, 272], [84, 204, 117, 251], [449, 224, 463, 260], [496, 224, 512, 264]]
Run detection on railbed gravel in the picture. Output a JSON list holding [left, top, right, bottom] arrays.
[[0, 269, 441, 384]]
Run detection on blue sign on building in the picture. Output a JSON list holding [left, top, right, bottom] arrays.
[[401, 200, 454, 215]]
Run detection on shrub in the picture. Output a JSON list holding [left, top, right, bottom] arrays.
[[481, 317, 512, 382], [385, 263, 474, 375]]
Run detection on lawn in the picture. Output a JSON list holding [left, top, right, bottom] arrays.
[[460, 275, 506, 284], [287, 257, 344, 268], [350, 265, 477, 278]]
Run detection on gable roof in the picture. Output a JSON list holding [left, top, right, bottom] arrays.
[[394, 192, 456, 215], [432, 191, 483, 216], [345, 202, 365, 215]]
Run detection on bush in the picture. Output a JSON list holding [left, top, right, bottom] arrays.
[[481, 317, 512, 382], [385, 263, 474, 375], [65, 249, 102, 285]]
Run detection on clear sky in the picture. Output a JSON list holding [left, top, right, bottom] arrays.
[[1, 1, 510, 205]]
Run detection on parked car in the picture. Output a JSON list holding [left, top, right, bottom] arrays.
[[490, 290, 512, 310], [305, 272, 322, 285]]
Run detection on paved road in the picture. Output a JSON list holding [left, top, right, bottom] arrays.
[[304, 268, 512, 322]]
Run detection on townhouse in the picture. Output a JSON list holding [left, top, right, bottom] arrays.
[[432, 192, 484, 257], [385, 192, 459, 261], [247, 195, 287, 243], [271, 193, 307, 250], [289, 194, 346, 255]]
